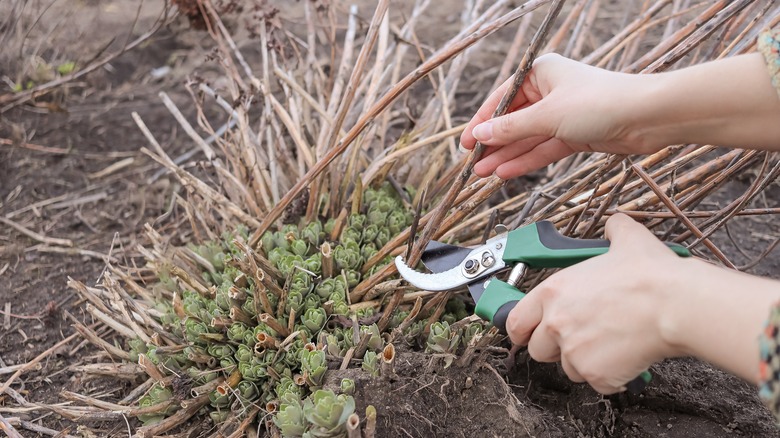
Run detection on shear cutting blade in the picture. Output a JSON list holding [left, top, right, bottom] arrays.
[[394, 256, 466, 291], [421, 241, 472, 273], [467, 281, 487, 304], [396, 235, 510, 291]]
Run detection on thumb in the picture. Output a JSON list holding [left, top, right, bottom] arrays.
[[604, 213, 669, 253], [471, 101, 555, 147]]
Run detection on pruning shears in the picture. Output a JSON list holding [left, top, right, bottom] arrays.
[[395, 220, 690, 393]]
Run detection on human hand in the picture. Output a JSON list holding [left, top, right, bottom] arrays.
[[460, 54, 662, 179], [461, 53, 780, 179], [505, 214, 684, 394]]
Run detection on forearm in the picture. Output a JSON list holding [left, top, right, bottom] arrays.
[[661, 258, 780, 384], [632, 53, 780, 151]]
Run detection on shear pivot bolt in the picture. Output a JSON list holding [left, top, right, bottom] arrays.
[[464, 259, 479, 274], [481, 252, 495, 267]]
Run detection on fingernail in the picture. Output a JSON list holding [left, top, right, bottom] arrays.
[[458, 143, 468, 154], [472, 122, 493, 142]]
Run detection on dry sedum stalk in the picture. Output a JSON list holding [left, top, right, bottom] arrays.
[[63, 0, 780, 437]]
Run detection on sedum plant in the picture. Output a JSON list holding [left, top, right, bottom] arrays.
[[302, 389, 356, 438], [275, 394, 308, 437], [113, 184, 485, 434], [426, 321, 461, 354], [339, 378, 355, 396]]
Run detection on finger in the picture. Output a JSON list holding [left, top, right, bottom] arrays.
[[505, 290, 543, 346], [469, 145, 507, 165], [463, 102, 534, 155], [473, 136, 549, 177], [494, 139, 573, 179], [580, 359, 636, 395], [470, 100, 555, 147], [560, 356, 585, 383], [477, 145, 502, 160], [526, 323, 561, 363], [589, 380, 624, 395], [460, 77, 530, 150]]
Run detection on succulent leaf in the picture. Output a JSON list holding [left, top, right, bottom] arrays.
[[425, 321, 461, 354], [290, 239, 310, 257], [362, 324, 383, 351], [301, 349, 327, 386], [302, 221, 324, 247], [302, 389, 356, 437], [207, 344, 236, 359], [343, 270, 361, 288], [362, 351, 379, 376], [209, 390, 231, 408], [462, 322, 484, 345], [340, 378, 355, 395], [237, 380, 259, 402], [235, 344, 254, 363], [301, 307, 327, 333], [227, 322, 249, 343], [274, 395, 307, 437], [347, 214, 366, 229]]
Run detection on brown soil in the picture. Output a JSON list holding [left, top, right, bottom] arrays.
[[1, 1, 779, 437]]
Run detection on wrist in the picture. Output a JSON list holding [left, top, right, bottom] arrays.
[[600, 73, 670, 154], [625, 70, 719, 150], [657, 257, 780, 382], [627, 54, 780, 151], [656, 257, 711, 358]]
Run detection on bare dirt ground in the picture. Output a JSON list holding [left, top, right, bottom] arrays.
[[1, 1, 780, 437]]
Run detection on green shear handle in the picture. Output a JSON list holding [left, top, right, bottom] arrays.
[[503, 221, 690, 268], [476, 221, 690, 394]]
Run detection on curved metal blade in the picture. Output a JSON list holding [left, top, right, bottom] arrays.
[[467, 281, 487, 304], [421, 241, 472, 273], [394, 256, 466, 291]]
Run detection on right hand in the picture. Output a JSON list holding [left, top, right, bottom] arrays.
[[505, 213, 780, 390], [460, 54, 663, 179], [505, 214, 683, 394]]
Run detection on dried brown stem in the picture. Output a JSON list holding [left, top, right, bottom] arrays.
[[347, 413, 362, 438], [321, 242, 334, 279], [642, 0, 753, 72], [409, 0, 566, 267], [135, 393, 210, 438], [0, 332, 78, 395], [0, 416, 75, 438], [249, 0, 552, 243], [364, 405, 378, 438], [0, 413, 23, 438], [380, 343, 396, 380], [0, 217, 72, 247], [627, 1, 728, 72], [259, 313, 291, 338], [631, 163, 734, 267]]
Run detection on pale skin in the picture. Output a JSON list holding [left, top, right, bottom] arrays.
[[460, 52, 780, 394]]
